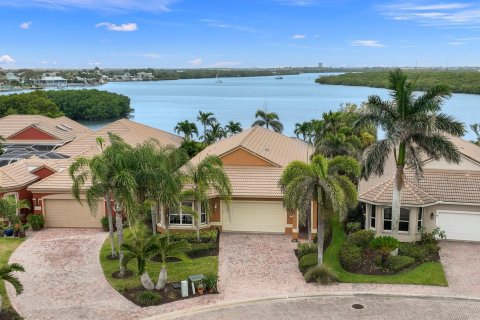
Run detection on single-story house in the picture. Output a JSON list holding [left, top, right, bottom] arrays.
[[359, 136, 480, 242], [156, 126, 315, 240], [27, 119, 183, 228]]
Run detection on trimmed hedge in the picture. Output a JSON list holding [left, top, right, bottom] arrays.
[[346, 230, 375, 248], [168, 230, 218, 243], [185, 242, 218, 258], [339, 243, 362, 272], [299, 252, 317, 274], [297, 243, 317, 259], [388, 255, 415, 272], [398, 243, 428, 262]]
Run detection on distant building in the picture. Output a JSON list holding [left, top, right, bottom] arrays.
[[6, 72, 20, 82], [318, 62, 323, 68], [35, 76, 67, 86], [137, 72, 154, 80]]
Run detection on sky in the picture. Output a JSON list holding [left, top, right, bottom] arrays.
[[0, 0, 480, 68]]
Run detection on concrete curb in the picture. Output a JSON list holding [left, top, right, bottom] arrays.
[[143, 291, 480, 320]]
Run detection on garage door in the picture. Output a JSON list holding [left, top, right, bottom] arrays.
[[44, 198, 104, 228], [437, 211, 480, 242], [221, 201, 286, 233]]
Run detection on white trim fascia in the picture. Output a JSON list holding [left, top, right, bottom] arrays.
[[437, 210, 480, 216]]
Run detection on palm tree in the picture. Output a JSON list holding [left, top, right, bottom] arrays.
[[294, 122, 313, 142], [355, 68, 464, 238], [0, 197, 30, 228], [122, 225, 159, 290], [197, 111, 217, 142], [225, 121, 243, 136], [280, 155, 360, 265], [252, 109, 283, 133], [204, 121, 227, 145], [155, 235, 191, 290], [471, 123, 480, 145], [182, 155, 232, 242], [316, 128, 363, 159], [174, 121, 199, 142], [0, 263, 25, 311]]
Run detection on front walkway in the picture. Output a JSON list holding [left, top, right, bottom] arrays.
[[7, 231, 480, 320]]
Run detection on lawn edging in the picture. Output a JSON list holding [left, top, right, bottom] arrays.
[[323, 217, 448, 286]]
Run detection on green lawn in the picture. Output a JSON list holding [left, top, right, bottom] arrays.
[[99, 230, 218, 292], [0, 237, 25, 310], [324, 217, 448, 286]]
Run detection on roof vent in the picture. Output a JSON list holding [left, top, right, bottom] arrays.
[[61, 124, 73, 130], [56, 125, 68, 131]]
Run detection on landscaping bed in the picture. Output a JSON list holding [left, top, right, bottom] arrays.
[[0, 237, 25, 320], [100, 229, 219, 307]]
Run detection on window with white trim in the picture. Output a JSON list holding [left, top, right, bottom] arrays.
[[383, 207, 410, 232], [417, 208, 423, 231], [200, 202, 207, 224], [169, 201, 193, 225], [370, 205, 376, 229]]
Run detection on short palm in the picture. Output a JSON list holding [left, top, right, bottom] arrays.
[[252, 110, 283, 133], [155, 236, 191, 290], [0, 263, 25, 310], [0, 197, 30, 227]]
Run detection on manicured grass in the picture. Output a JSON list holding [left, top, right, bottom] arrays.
[[323, 217, 448, 286], [99, 230, 218, 293], [0, 237, 25, 310]]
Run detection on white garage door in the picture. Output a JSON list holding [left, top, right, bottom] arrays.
[[437, 211, 480, 242], [44, 198, 104, 228], [221, 201, 286, 233]]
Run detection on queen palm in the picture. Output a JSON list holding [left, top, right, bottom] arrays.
[[182, 155, 232, 242], [174, 121, 199, 141], [280, 155, 360, 265], [197, 111, 217, 142], [204, 121, 227, 145], [0, 263, 24, 311], [155, 235, 191, 290], [225, 121, 242, 136], [0, 197, 30, 227], [355, 69, 464, 238], [252, 109, 283, 133]]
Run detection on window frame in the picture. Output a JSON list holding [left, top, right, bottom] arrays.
[[169, 201, 194, 226], [417, 207, 424, 232], [370, 205, 376, 229], [382, 207, 411, 233]]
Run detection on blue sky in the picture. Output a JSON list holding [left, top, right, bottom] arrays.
[[0, 0, 479, 68]]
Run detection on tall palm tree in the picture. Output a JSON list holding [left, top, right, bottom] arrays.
[[0, 197, 30, 227], [252, 109, 283, 133], [355, 68, 464, 238], [471, 123, 480, 145], [0, 263, 25, 311], [155, 235, 191, 290], [280, 155, 360, 265], [197, 111, 217, 142], [225, 121, 243, 136], [174, 121, 199, 141], [204, 121, 227, 145], [294, 122, 313, 142], [182, 155, 232, 242]]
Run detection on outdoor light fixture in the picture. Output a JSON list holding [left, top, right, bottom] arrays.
[[430, 212, 434, 219]]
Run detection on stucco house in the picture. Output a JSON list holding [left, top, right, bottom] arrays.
[[156, 126, 315, 240], [359, 136, 480, 242]]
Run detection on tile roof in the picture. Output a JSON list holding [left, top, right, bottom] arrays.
[[0, 115, 92, 144], [0, 157, 68, 191], [27, 167, 83, 193], [191, 126, 313, 167], [56, 118, 183, 158], [224, 166, 284, 198]]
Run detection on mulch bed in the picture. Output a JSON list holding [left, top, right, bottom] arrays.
[[112, 270, 134, 279], [122, 284, 218, 307]]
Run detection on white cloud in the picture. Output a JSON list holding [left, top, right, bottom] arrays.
[[275, 0, 318, 6], [0, 54, 15, 64], [95, 22, 138, 32], [87, 61, 101, 66], [292, 34, 306, 39], [209, 61, 242, 68], [0, 0, 177, 13], [19, 21, 32, 29], [188, 58, 203, 66], [40, 60, 48, 64], [313, 34, 320, 38], [138, 53, 161, 59], [350, 40, 385, 47], [200, 19, 257, 33]]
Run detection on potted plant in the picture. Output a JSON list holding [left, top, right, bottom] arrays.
[[197, 282, 204, 295], [204, 273, 219, 293], [4, 226, 14, 237], [13, 223, 20, 237], [27, 214, 45, 231], [18, 223, 29, 238]]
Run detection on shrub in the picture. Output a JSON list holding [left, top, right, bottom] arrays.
[[299, 252, 317, 274], [27, 214, 45, 230], [398, 242, 427, 262], [388, 255, 415, 272], [185, 242, 217, 258], [304, 265, 338, 284], [204, 272, 219, 292], [346, 230, 375, 248], [101, 216, 109, 232], [346, 222, 361, 234], [136, 291, 162, 306], [339, 243, 362, 271], [168, 230, 218, 243], [345, 203, 365, 228], [297, 243, 317, 259], [371, 236, 399, 267], [420, 227, 446, 244]]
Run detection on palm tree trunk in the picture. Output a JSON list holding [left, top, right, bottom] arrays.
[[196, 201, 201, 242], [307, 209, 312, 242], [151, 202, 158, 236], [392, 165, 404, 239], [155, 265, 168, 290], [141, 272, 155, 290], [317, 190, 325, 266], [115, 204, 126, 277], [105, 192, 117, 258]]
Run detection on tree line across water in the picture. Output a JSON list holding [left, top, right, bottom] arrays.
[[0, 90, 132, 120], [316, 69, 480, 95]]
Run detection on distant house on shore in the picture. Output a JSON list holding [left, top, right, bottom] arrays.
[[6, 72, 21, 82], [35, 75, 67, 86]]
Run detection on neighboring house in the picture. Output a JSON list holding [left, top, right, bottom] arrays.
[[156, 126, 315, 240], [34, 76, 67, 86], [5, 72, 20, 82], [27, 119, 183, 228], [359, 136, 480, 242]]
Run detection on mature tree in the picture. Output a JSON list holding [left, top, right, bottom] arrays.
[[204, 121, 227, 145], [0, 263, 25, 311], [225, 121, 243, 136], [197, 111, 217, 142], [280, 155, 360, 265], [356, 68, 464, 239], [294, 122, 313, 142], [0, 197, 30, 227], [316, 127, 363, 159], [182, 155, 232, 242], [155, 235, 191, 290], [174, 120, 199, 142], [252, 109, 283, 133], [471, 123, 480, 145]]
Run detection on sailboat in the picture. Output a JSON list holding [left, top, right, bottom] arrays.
[[215, 72, 223, 84]]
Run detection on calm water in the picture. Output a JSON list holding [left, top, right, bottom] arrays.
[[5, 73, 480, 139]]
